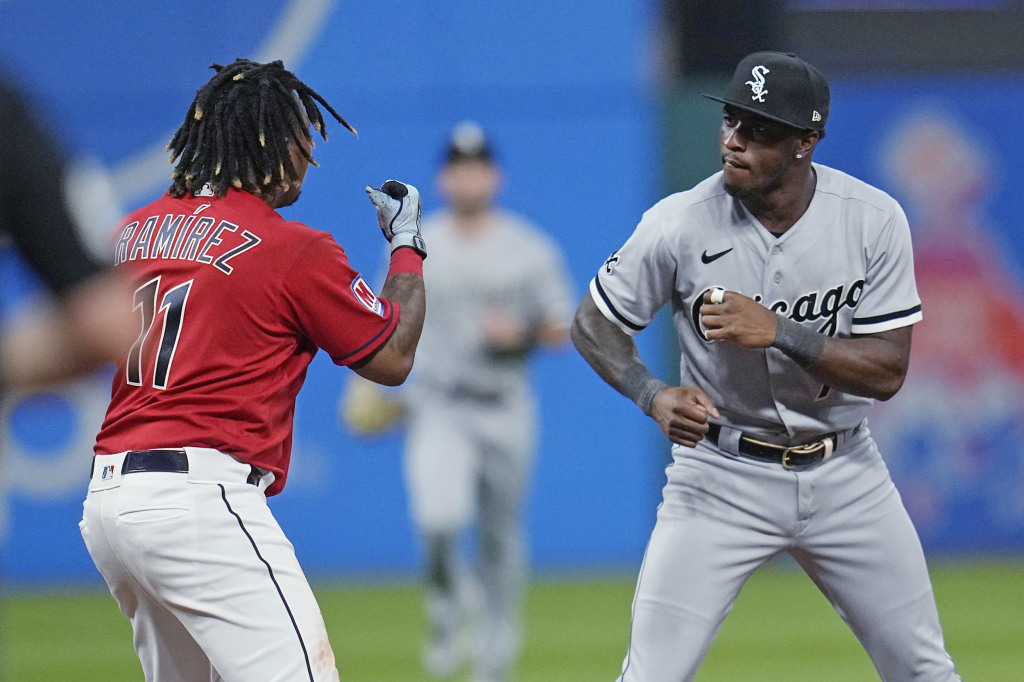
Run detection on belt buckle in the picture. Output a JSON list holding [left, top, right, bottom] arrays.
[[781, 437, 834, 469]]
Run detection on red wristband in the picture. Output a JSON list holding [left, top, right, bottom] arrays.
[[387, 246, 424, 277]]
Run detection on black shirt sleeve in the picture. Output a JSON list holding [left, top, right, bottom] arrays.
[[0, 73, 105, 296]]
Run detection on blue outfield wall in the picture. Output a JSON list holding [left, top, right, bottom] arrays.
[[1, 2, 1023, 586], [821, 75, 1024, 553], [0, 0, 665, 585]]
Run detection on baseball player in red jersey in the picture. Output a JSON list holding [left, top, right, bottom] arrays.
[[81, 59, 427, 681]]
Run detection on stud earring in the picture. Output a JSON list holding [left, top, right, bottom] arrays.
[[796, 153, 804, 159]]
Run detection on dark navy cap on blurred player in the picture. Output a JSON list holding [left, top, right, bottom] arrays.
[[704, 52, 830, 132], [444, 120, 494, 164]]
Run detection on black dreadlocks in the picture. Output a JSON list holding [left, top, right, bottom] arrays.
[[166, 58, 355, 199]]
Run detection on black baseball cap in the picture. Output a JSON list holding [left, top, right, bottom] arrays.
[[703, 52, 830, 132], [443, 120, 493, 164]]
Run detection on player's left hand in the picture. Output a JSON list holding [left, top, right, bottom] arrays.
[[700, 289, 777, 348], [365, 180, 426, 256]]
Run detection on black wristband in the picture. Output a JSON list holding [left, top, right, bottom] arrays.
[[620, 363, 668, 416], [772, 314, 826, 367]]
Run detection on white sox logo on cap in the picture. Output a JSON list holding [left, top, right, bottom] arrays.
[[746, 65, 769, 103], [703, 51, 830, 132]]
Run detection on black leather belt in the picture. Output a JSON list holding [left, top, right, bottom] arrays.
[[706, 423, 838, 469], [123, 448, 189, 474], [96, 449, 264, 486]]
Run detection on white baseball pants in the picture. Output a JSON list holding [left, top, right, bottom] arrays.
[[81, 448, 339, 682], [617, 427, 961, 682], [404, 390, 536, 679]]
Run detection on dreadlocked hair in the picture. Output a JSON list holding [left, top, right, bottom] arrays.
[[166, 58, 356, 199]]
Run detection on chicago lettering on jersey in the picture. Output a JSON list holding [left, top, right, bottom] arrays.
[[114, 211, 262, 275], [757, 280, 864, 336], [691, 279, 865, 341]]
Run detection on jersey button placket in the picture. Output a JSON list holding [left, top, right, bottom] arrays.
[[763, 246, 789, 436], [770, 242, 782, 284]]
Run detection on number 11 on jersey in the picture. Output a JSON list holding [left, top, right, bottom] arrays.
[[127, 276, 193, 389]]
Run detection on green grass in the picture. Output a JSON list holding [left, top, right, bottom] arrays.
[[3, 561, 1022, 680]]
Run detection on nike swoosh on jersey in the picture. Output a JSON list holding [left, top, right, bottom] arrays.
[[701, 247, 733, 264]]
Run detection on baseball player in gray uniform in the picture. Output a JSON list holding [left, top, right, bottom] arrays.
[[571, 52, 962, 681], [405, 121, 573, 682]]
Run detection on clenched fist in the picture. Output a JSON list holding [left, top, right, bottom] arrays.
[[365, 180, 426, 257]]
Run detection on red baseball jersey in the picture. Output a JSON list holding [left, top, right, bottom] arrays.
[[95, 188, 398, 495]]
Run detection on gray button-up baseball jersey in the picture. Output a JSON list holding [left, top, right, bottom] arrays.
[[591, 163, 922, 442]]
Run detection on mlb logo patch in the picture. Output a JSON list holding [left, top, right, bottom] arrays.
[[101, 465, 115, 480], [351, 276, 384, 316]]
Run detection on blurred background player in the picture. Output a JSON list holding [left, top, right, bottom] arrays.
[[342, 121, 574, 682], [1, 66, 135, 541], [82, 59, 427, 681], [0, 65, 135, 669], [0, 69, 134, 391]]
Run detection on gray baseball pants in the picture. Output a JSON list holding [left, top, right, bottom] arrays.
[[617, 425, 961, 682]]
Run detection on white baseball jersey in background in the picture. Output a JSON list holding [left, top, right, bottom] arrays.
[[411, 209, 573, 403], [406, 207, 573, 526]]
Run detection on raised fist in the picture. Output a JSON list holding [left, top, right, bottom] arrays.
[[365, 180, 426, 257]]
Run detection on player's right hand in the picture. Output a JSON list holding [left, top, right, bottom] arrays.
[[700, 289, 776, 348], [365, 180, 427, 257], [650, 386, 720, 447]]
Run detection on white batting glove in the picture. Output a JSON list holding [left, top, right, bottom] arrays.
[[365, 180, 426, 257]]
